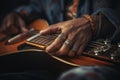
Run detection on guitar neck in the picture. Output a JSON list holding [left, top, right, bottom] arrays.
[[26, 33, 120, 65]]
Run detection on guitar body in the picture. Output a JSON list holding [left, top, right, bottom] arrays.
[[0, 19, 48, 55], [0, 19, 113, 71], [0, 50, 73, 76]]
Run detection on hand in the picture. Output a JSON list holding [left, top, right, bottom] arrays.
[[0, 12, 28, 35], [40, 17, 93, 57]]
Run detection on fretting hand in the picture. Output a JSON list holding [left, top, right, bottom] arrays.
[[40, 17, 95, 57]]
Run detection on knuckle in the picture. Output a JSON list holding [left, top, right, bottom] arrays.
[[59, 48, 68, 55]]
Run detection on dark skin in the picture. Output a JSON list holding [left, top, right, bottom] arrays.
[[1, 12, 99, 57], [40, 17, 98, 57]]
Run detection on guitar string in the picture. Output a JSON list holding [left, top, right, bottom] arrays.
[[28, 34, 105, 51]]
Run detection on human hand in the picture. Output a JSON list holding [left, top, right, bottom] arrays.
[[0, 12, 28, 35], [40, 17, 93, 57]]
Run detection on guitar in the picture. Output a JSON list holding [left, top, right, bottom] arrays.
[[0, 19, 48, 55], [0, 19, 115, 68]]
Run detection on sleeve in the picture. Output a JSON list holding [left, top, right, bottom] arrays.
[[15, 6, 32, 14], [93, 8, 120, 41], [92, 0, 120, 42], [14, 0, 43, 24], [14, 0, 43, 14]]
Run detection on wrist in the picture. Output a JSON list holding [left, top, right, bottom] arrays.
[[83, 14, 99, 36], [91, 15, 99, 35]]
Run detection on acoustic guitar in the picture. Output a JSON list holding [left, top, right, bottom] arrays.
[[0, 19, 116, 69], [0, 19, 48, 55]]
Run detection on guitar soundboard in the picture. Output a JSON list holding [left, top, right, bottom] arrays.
[[26, 34, 120, 64]]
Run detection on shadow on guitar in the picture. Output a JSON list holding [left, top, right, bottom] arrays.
[[0, 50, 74, 77], [0, 19, 114, 74]]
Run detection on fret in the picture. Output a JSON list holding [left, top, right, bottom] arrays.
[[26, 34, 120, 64], [27, 33, 105, 50], [27, 34, 58, 47]]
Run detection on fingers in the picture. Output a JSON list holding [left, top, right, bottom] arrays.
[[45, 29, 86, 57], [40, 23, 61, 35], [77, 43, 87, 55], [56, 31, 77, 56], [68, 38, 80, 57], [68, 31, 83, 56], [40, 23, 64, 54], [56, 30, 91, 57], [43, 19, 92, 57], [56, 39, 72, 56], [46, 33, 67, 54]]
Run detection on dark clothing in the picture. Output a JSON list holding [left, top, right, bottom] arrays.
[[0, 0, 120, 40], [0, 0, 29, 25], [15, 0, 120, 41], [0, 0, 120, 80], [0, 51, 120, 80]]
